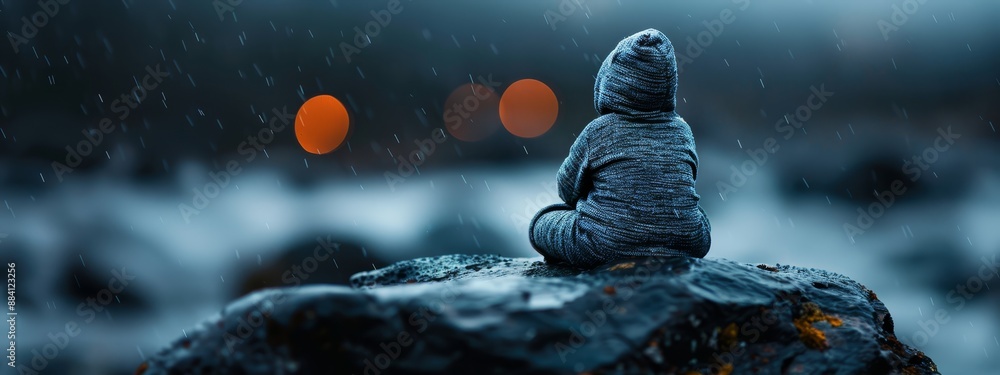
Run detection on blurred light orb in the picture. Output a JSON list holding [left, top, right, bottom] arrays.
[[295, 95, 350, 154], [499, 79, 559, 138], [443, 83, 502, 142]]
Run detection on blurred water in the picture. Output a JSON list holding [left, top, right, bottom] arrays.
[[1, 148, 998, 373]]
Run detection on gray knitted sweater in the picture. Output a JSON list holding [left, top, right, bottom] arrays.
[[529, 28, 711, 267]]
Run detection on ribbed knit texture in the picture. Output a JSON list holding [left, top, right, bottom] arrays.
[[529, 28, 711, 268]]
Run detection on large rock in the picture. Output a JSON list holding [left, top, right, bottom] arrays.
[[137, 255, 938, 374]]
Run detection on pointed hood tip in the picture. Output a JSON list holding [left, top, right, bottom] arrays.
[[594, 29, 678, 116], [635, 28, 667, 47]]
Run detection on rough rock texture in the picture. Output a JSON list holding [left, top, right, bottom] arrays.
[[138, 255, 938, 375], [349, 254, 584, 288]]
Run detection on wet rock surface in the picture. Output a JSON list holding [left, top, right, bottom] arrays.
[[349, 253, 584, 288], [139, 255, 938, 374]]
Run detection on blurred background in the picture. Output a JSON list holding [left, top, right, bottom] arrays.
[[1, 0, 999, 373]]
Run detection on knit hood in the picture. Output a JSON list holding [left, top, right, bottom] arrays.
[[594, 28, 678, 115]]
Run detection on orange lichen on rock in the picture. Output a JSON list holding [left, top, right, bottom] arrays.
[[881, 334, 939, 374], [683, 366, 730, 375], [718, 322, 739, 351], [756, 264, 779, 272], [608, 262, 636, 271], [902, 352, 937, 374], [866, 288, 879, 301], [793, 302, 843, 350]]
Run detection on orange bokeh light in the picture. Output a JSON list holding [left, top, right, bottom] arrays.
[[499, 79, 559, 138], [443, 83, 502, 142], [295, 95, 350, 155]]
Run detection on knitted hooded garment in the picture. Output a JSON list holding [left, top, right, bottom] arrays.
[[529, 28, 711, 268]]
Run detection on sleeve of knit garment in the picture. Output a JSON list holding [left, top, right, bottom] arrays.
[[682, 120, 700, 181], [557, 129, 590, 206], [689, 145, 699, 181]]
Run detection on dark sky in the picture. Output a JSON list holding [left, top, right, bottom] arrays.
[[2, 0, 999, 185]]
